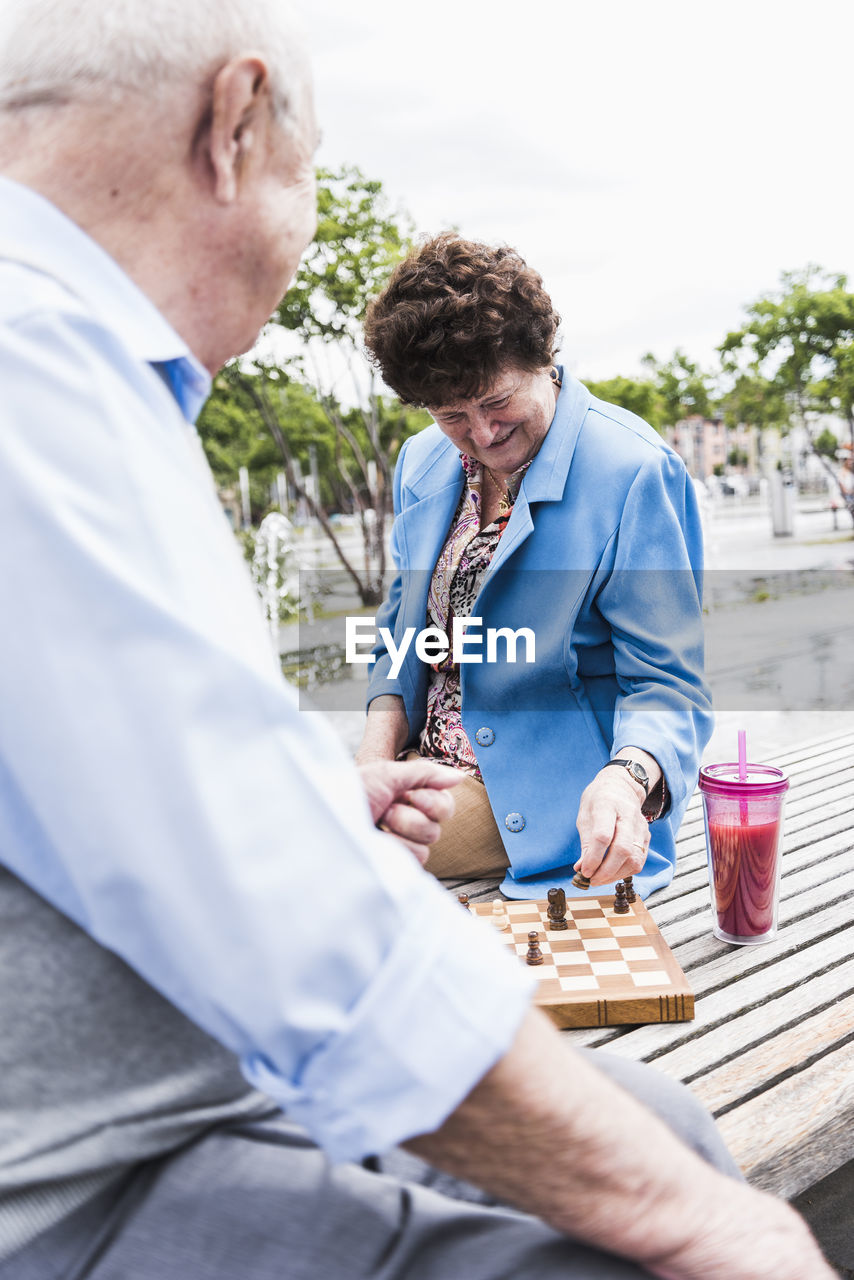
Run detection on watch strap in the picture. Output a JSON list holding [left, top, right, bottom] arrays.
[[602, 757, 650, 797]]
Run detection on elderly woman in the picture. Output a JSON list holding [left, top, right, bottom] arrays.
[[356, 234, 711, 899]]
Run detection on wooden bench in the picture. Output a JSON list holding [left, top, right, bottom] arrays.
[[449, 728, 854, 1198]]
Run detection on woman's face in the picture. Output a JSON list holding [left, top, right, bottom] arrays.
[[427, 364, 558, 479]]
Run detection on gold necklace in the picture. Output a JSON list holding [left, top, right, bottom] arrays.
[[484, 466, 511, 514]]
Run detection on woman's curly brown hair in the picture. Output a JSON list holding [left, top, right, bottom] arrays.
[[363, 233, 561, 407]]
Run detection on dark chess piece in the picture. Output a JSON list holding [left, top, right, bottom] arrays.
[[526, 930, 544, 965], [613, 881, 630, 914], [571, 870, 591, 891], [623, 875, 637, 903], [547, 886, 568, 930], [457, 893, 470, 910]]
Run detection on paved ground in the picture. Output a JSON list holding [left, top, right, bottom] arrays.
[[702, 493, 854, 573]]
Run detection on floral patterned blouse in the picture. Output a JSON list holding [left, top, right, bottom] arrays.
[[417, 452, 529, 778]]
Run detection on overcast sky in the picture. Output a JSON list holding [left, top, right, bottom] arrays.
[[299, 0, 853, 385]]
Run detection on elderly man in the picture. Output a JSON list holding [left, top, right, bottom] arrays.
[[0, 2, 831, 1278]]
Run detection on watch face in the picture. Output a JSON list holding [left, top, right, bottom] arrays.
[[625, 761, 649, 793], [607, 758, 649, 794]]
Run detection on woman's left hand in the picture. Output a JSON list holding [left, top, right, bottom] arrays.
[[573, 767, 650, 886]]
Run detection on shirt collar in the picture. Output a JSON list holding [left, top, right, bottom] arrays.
[[0, 175, 211, 421]]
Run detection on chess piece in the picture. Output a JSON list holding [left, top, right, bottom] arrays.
[[457, 893, 470, 910], [526, 930, 544, 965], [572, 870, 591, 891], [623, 875, 637, 903], [490, 899, 510, 931], [613, 881, 630, 914], [547, 886, 568, 930]]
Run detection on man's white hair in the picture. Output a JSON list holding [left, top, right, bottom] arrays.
[[0, 0, 308, 119]]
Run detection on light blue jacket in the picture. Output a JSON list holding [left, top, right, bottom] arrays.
[[367, 372, 712, 899]]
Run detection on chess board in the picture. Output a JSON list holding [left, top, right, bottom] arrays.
[[472, 895, 694, 1029]]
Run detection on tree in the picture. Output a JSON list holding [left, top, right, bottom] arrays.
[[204, 166, 426, 605], [716, 371, 788, 435], [639, 349, 715, 426], [581, 374, 666, 432], [719, 266, 854, 521], [196, 373, 282, 525], [260, 165, 421, 604], [813, 428, 841, 460]]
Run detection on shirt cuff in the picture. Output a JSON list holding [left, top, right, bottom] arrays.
[[241, 884, 535, 1162], [642, 773, 670, 822]]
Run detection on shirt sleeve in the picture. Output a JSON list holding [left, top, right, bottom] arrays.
[[0, 308, 534, 1162]]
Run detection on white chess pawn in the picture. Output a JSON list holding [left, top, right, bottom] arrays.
[[491, 899, 511, 931]]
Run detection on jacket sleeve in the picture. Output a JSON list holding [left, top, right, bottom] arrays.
[[594, 448, 713, 819], [365, 435, 410, 707]]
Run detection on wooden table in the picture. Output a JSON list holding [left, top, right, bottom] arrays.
[[450, 729, 854, 1199]]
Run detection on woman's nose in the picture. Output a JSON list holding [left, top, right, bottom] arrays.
[[467, 411, 504, 447]]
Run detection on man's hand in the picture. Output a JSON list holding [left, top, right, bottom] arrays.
[[645, 1180, 835, 1280], [358, 759, 460, 864]]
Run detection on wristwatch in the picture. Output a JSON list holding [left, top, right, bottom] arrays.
[[602, 758, 650, 797]]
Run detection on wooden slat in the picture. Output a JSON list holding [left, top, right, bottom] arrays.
[[715, 1041, 854, 1197], [564, 903, 854, 1054], [653, 968, 854, 1103]]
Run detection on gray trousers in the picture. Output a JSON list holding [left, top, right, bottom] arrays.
[[2, 1051, 741, 1280]]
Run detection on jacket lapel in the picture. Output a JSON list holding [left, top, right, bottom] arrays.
[[485, 372, 591, 578]]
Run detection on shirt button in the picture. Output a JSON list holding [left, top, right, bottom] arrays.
[[505, 812, 526, 833], [475, 727, 495, 747]]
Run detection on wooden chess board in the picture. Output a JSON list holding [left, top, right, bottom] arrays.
[[472, 895, 694, 1029]]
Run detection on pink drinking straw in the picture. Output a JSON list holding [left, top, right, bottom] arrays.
[[737, 729, 748, 824]]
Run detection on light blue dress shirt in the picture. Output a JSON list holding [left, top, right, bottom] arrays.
[[0, 176, 533, 1162]]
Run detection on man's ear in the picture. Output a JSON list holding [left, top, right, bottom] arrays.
[[207, 55, 269, 204]]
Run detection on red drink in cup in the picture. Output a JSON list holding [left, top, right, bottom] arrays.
[[699, 763, 788, 945]]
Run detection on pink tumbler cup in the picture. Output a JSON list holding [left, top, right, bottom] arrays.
[[698, 763, 789, 946]]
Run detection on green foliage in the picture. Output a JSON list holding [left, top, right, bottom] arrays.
[[640, 349, 715, 426], [717, 372, 789, 434], [719, 266, 854, 427], [813, 428, 840, 458], [196, 376, 259, 485], [198, 166, 424, 602], [582, 375, 666, 433], [719, 266, 854, 521], [727, 447, 749, 468], [274, 166, 413, 345]]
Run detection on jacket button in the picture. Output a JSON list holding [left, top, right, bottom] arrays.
[[505, 812, 525, 833], [475, 727, 495, 747]]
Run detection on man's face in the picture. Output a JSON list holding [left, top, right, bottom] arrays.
[[427, 365, 558, 479], [235, 76, 319, 343]]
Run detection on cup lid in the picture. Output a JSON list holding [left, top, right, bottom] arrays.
[[699, 762, 789, 796]]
